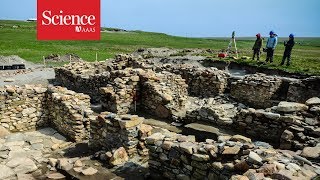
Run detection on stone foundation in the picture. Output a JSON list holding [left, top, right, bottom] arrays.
[[287, 76, 320, 103], [230, 73, 283, 108], [0, 85, 93, 142], [90, 112, 146, 159], [234, 100, 320, 149], [0, 85, 48, 132], [145, 131, 319, 180], [140, 70, 188, 119], [54, 61, 111, 102], [47, 86, 94, 142], [99, 69, 141, 114]]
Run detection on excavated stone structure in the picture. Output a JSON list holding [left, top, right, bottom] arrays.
[[39, 51, 320, 179], [0, 85, 94, 142], [230, 73, 283, 108]]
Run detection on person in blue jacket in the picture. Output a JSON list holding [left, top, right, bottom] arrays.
[[265, 31, 278, 63], [281, 34, 295, 66]]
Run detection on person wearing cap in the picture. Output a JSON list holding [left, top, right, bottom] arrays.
[[281, 34, 295, 66], [265, 31, 278, 63], [252, 33, 263, 61]]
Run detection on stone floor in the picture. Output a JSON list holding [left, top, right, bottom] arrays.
[[0, 128, 71, 179], [0, 128, 148, 180]]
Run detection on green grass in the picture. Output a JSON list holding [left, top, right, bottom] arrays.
[[1, 20, 320, 75]]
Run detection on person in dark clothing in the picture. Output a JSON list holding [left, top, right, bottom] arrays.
[[252, 33, 263, 60], [265, 31, 278, 63], [281, 34, 295, 66]]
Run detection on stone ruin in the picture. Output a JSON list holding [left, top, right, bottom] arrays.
[[1, 50, 320, 179]]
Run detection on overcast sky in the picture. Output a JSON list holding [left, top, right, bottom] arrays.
[[0, 0, 319, 37]]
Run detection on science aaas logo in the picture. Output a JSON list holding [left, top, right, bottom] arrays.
[[37, 0, 100, 40]]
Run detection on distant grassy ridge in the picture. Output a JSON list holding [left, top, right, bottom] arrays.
[[0, 20, 320, 75]]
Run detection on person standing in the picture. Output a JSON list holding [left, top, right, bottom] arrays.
[[281, 34, 295, 66], [265, 31, 278, 63], [252, 33, 263, 61]]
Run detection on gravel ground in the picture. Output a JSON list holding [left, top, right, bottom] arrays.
[[0, 55, 55, 87], [0, 68, 55, 87]]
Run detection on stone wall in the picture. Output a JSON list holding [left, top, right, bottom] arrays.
[[145, 62, 230, 97], [230, 73, 283, 108], [0, 85, 94, 142], [0, 85, 48, 132], [170, 66, 229, 97], [234, 100, 320, 149], [185, 97, 238, 126], [99, 69, 141, 114], [89, 112, 146, 157], [54, 61, 111, 102], [47, 86, 94, 142], [55, 55, 229, 104], [145, 131, 318, 180], [287, 76, 320, 103], [140, 70, 188, 119]]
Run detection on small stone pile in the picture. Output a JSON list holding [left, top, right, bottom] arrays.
[[234, 98, 320, 150], [90, 112, 145, 159], [100, 69, 141, 114], [47, 86, 94, 142], [145, 131, 319, 180], [231, 73, 283, 108], [140, 70, 188, 119], [0, 84, 48, 132]]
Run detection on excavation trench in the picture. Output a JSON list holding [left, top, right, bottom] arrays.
[[1, 50, 320, 179]]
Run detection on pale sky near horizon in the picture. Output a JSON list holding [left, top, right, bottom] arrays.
[[0, 0, 319, 37]]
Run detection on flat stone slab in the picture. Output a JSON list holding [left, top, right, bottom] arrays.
[[301, 147, 320, 159], [82, 167, 98, 176], [306, 97, 320, 106], [0, 128, 70, 179], [0, 164, 15, 179], [276, 101, 308, 112], [6, 157, 28, 168], [17, 173, 36, 180], [5, 133, 25, 142], [13, 158, 38, 174]]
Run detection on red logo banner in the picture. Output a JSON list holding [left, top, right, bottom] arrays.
[[37, 0, 100, 40]]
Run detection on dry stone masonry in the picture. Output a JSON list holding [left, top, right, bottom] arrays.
[[287, 76, 320, 103], [0, 85, 93, 142], [3, 49, 319, 179], [0, 84, 48, 132], [145, 130, 319, 180], [234, 99, 320, 149], [99, 69, 141, 114], [230, 73, 283, 108], [47, 86, 94, 142], [90, 112, 147, 165], [139, 70, 188, 119]]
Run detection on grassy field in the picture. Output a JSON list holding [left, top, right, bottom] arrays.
[[0, 20, 320, 75]]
